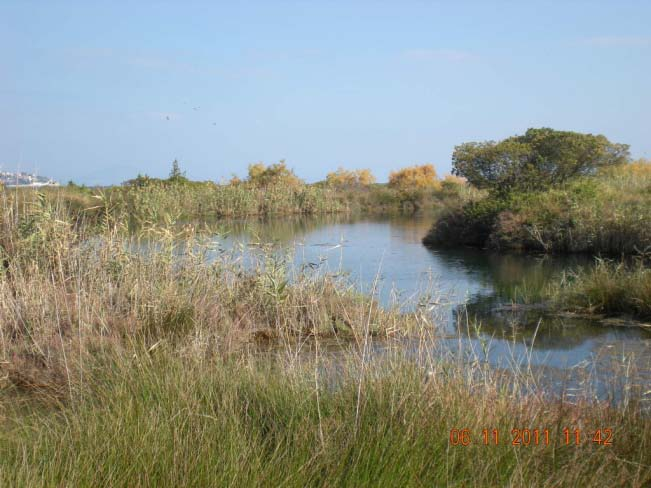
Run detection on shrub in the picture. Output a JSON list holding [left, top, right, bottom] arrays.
[[247, 160, 302, 188], [424, 197, 508, 248], [326, 168, 376, 188], [388, 164, 440, 191]]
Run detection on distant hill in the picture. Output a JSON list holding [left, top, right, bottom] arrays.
[[0, 171, 59, 187]]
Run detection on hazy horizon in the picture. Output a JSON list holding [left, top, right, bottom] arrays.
[[2, 0, 650, 185]]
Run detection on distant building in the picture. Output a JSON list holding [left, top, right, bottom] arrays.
[[0, 171, 59, 188]]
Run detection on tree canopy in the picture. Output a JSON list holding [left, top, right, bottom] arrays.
[[452, 128, 630, 195]]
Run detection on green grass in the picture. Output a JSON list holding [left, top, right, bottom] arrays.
[[98, 180, 347, 223], [552, 258, 651, 320], [2, 350, 650, 487]]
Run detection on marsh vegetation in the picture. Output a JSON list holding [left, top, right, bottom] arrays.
[[2, 132, 651, 486], [424, 129, 651, 256]]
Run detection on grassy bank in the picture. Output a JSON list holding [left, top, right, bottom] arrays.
[[551, 258, 651, 321], [26, 180, 346, 225], [425, 160, 651, 255]]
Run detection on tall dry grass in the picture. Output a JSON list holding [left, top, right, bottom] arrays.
[[0, 190, 426, 398]]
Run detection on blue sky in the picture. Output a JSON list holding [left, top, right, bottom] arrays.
[[1, 1, 650, 185]]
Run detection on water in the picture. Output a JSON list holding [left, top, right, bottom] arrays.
[[210, 213, 651, 401]]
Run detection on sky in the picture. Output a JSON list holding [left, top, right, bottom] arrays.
[[1, 0, 650, 185]]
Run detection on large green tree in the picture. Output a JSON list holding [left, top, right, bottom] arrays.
[[452, 128, 630, 195]]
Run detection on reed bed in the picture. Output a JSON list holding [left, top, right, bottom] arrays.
[[8, 175, 476, 232], [0, 191, 426, 398], [4, 181, 347, 228], [112, 181, 347, 222]]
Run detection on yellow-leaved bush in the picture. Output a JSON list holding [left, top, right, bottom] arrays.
[[388, 164, 440, 191], [326, 168, 376, 188]]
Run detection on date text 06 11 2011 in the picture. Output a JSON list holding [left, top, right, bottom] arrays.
[[449, 428, 612, 446]]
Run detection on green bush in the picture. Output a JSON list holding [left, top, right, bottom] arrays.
[[425, 161, 651, 255]]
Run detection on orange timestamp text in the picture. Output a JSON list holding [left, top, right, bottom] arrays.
[[449, 428, 613, 447]]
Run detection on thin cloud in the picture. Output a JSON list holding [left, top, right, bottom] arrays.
[[60, 47, 276, 80], [126, 55, 205, 74], [65, 47, 116, 60], [581, 36, 651, 47], [402, 48, 477, 62]]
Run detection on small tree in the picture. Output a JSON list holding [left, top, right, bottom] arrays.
[[168, 159, 188, 183], [452, 128, 630, 195]]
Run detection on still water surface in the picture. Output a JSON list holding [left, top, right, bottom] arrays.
[[213, 214, 651, 400]]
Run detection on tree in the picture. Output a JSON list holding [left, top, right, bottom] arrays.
[[452, 128, 630, 195], [326, 167, 376, 188], [168, 159, 187, 183], [388, 164, 440, 191]]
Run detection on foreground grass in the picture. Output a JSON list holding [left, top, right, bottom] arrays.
[[2, 351, 650, 487]]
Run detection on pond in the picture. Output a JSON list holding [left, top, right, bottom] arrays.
[[212, 213, 651, 402]]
